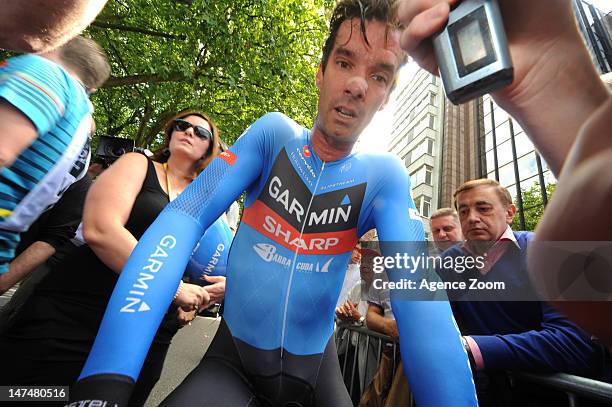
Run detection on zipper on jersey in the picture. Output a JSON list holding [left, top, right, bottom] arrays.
[[279, 159, 326, 359]]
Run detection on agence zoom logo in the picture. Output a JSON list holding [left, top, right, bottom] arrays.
[[253, 243, 333, 272]]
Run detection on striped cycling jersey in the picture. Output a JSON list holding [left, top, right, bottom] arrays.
[[0, 54, 92, 272]]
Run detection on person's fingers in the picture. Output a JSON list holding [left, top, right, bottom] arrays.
[[398, 0, 455, 28], [177, 309, 197, 326], [405, 42, 440, 75], [399, 2, 451, 75], [190, 288, 202, 304], [204, 285, 221, 295], [199, 289, 211, 309], [400, 2, 450, 53], [204, 275, 225, 283], [204, 284, 225, 303], [203, 276, 226, 300], [346, 304, 355, 316], [204, 282, 224, 294]]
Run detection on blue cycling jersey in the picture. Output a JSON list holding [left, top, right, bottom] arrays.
[[78, 112, 477, 406], [184, 215, 232, 285]]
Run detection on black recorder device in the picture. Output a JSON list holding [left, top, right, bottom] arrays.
[[433, 0, 513, 105]]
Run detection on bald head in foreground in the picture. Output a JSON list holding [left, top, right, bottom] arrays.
[[0, 0, 107, 53]]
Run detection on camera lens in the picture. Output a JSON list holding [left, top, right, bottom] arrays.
[[112, 147, 127, 157]]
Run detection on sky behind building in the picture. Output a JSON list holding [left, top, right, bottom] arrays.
[[589, 0, 611, 13]]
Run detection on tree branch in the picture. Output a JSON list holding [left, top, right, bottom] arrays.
[[102, 68, 275, 97], [143, 110, 176, 147], [90, 22, 186, 40], [103, 73, 189, 87], [109, 108, 140, 136], [135, 103, 153, 147]]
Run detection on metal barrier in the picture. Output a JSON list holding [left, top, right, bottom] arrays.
[[511, 372, 612, 407], [336, 323, 409, 406], [336, 323, 612, 406]]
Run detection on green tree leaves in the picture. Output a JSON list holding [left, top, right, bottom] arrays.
[[88, 0, 331, 150], [512, 182, 556, 232]]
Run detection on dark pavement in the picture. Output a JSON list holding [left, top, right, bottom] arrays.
[[144, 316, 220, 406]]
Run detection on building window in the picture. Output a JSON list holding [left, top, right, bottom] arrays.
[[493, 107, 509, 128], [484, 113, 493, 135], [485, 131, 494, 152], [517, 152, 538, 182], [411, 164, 433, 186], [478, 97, 559, 231], [514, 132, 532, 159], [414, 195, 432, 217], [483, 97, 492, 116], [485, 150, 496, 173], [422, 196, 431, 217], [408, 138, 435, 164], [412, 113, 431, 136], [404, 152, 411, 167], [495, 120, 511, 144], [496, 139, 513, 167], [498, 162, 515, 187]]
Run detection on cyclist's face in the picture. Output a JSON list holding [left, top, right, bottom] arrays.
[[315, 18, 401, 146]]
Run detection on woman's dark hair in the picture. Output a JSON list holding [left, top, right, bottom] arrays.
[[151, 109, 220, 174]]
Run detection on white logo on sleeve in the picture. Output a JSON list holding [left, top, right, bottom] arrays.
[[120, 235, 177, 313]]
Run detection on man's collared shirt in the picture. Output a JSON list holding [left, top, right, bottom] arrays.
[[463, 225, 519, 275]]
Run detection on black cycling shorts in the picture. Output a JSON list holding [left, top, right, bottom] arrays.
[[160, 319, 352, 407]]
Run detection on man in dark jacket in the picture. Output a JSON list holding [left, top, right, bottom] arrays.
[[437, 179, 605, 406]]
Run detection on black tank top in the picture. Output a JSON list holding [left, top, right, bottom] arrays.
[[9, 157, 180, 345], [124, 158, 169, 240]]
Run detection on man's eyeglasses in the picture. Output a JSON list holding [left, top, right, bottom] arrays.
[[173, 119, 213, 141]]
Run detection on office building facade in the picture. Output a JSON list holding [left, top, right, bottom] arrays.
[[389, 69, 444, 234]]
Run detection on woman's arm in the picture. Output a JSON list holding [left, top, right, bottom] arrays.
[[82, 152, 146, 273], [82, 152, 209, 309]]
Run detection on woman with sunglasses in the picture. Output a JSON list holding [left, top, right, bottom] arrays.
[[0, 109, 225, 406]]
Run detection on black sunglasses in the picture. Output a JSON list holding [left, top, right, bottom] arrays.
[[173, 119, 213, 141]]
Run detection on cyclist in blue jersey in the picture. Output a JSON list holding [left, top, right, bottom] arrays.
[[70, 1, 477, 406], [0, 36, 110, 275]]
